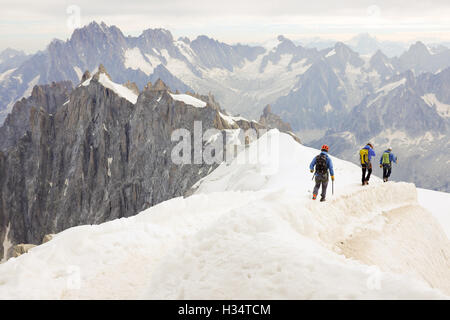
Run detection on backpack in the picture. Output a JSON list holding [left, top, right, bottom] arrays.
[[382, 152, 390, 165], [315, 154, 328, 174], [360, 148, 369, 164]]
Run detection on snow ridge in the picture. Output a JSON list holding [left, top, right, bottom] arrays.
[[0, 131, 448, 299]]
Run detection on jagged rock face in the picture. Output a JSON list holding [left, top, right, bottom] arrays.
[[272, 59, 345, 130], [259, 105, 292, 132], [0, 75, 275, 259], [123, 81, 140, 95], [9, 244, 36, 258], [395, 41, 450, 74], [0, 81, 73, 151], [369, 50, 396, 79], [190, 36, 264, 71]]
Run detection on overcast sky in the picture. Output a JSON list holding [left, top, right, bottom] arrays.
[[1, 0, 450, 53]]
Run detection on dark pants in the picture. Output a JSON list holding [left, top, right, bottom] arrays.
[[313, 173, 328, 199], [383, 164, 392, 180], [362, 162, 372, 184]]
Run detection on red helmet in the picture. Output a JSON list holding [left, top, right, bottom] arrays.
[[321, 144, 329, 152]]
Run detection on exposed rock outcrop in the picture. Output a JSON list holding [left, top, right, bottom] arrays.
[[9, 244, 36, 258], [42, 234, 55, 243], [259, 105, 293, 132], [258, 105, 301, 143], [123, 81, 140, 95], [0, 81, 73, 152]]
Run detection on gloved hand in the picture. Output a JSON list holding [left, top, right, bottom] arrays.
[[379, 164, 382, 168], [331, 175, 335, 181], [310, 169, 314, 173]]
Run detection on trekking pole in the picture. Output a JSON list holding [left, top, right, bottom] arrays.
[[311, 171, 315, 180], [332, 179, 334, 196]]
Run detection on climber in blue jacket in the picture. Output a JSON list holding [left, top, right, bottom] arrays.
[[360, 143, 376, 185], [309, 144, 334, 202]]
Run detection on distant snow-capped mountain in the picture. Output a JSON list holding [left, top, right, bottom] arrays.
[[0, 48, 29, 73], [1, 22, 450, 191], [3, 23, 450, 127], [346, 33, 409, 58]]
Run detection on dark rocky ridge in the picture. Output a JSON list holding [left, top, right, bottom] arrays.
[[0, 67, 300, 260], [0, 81, 73, 152]]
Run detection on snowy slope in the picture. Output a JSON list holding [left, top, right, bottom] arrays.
[[82, 73, 138, 104], [0, 130, 448, 299], [417, 188, 450, 238], [170, 93, 206, 108]]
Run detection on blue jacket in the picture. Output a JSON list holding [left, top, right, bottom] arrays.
[[310, 151, 335, 176], [363, 145, 376, 162], [380, 150, 397, 165]]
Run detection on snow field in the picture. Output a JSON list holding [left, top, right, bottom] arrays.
[[82, 73, 138, 104], [169, 93, 207, 108], [0, 130, 448, 299]]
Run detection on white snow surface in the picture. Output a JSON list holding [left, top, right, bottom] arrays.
[[0, 68, 16, 83], [170, 93, 206, 108], [73, 66, 83, 81], [417, 188, 450, 238], [124, 47, 155, 75], [421, 93, 450, 118], [326, 49, 336, 58], [0, 130, 448, 299], [23, 75, 40, 98], [376, 78, 406, 95], [82, 73, 138, 104]]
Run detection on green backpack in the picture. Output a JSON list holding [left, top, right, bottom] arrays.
[[382, 152, 390, 165]]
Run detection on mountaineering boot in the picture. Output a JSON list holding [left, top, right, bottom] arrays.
[[320, 197, 326, 202], [312, 194, 317, 200]]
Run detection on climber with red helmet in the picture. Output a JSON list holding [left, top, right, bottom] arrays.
[[309, 144, 335, 202]]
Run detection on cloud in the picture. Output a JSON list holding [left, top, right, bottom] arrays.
[[1, 0, 450, 52]]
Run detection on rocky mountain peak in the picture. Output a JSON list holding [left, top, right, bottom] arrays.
[[123, 81, 140, 95], [0, 48, 26, 60], [371, 49, 389, 61], [81, 70, 91, 83], [148, 79, 169, 91], [334, 42, 356, 57], [330, 41, 365, 68], [259, 104, 293, 133], [144, 81, 153, 91], [263, 104, 272, 115], [369, 49, 394, 75], [140, 28, 174, 46], [92, 64, 112, 81], [69, 21, 126, 49], [178, 37, 191, 44], [408, 41, 430, 55]]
